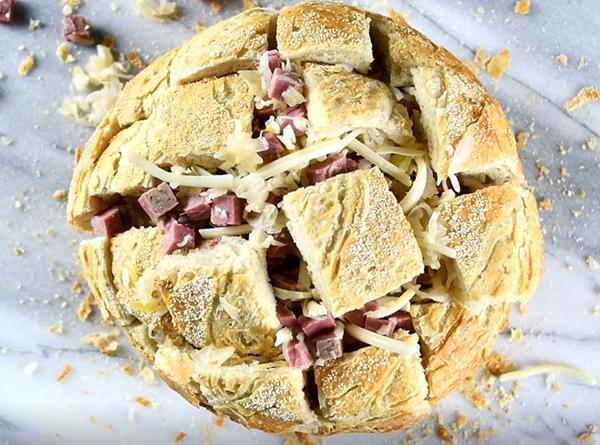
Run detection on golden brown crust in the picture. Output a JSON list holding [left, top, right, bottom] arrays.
[[283, 168, 424, 317], [410, 302, 510, 402], [277, 2, 373, 73]]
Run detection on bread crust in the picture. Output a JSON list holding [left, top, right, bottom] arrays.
[[69, 3, 544, 436]]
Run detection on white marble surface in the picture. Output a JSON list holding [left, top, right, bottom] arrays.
[[1, 1, 599, 444]]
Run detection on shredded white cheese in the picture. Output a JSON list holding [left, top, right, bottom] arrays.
[[257, 130, 362, 179], [219, 297, 240, 319], [281, 87, 306, 107], [365, 289, 415, 318], [217, 120, 263, 174], [399, 156, 427, 212], [301, 300, 328, 318], [273, 287, 313, 301], [345, 324, 420, 355], [130, 0, 177, 20], [120, 146, 235, 189], [348, 139, 411, 186], [498, 364, 596, 385], [275, 327, 293, 346], [198, 225, 253, 239], [374, 145, 424, 157]]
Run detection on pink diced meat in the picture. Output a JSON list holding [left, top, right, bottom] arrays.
[[183, 195, 211, 221], [268, 68, 303, 101], [277, 105, 307, 137], [267, 231, 294, 260], [91, 207, 123, 238], [315, 333, 343, 363], [283, 339, 313, 370], [163, 220, 195, 254], [299, 314, 336, 338], [62, 15, 94, 45], [343, 309, 366, 328], [388, 310, 413, 332], [259, 133, 288, 164], [305, 153, 359, 185], [138, 183, 178, 221], [364, 317, 396, 337], [270, 268, 301, 290], [210, 194, 244, 226], [363, 300, 379, 312], [266, 49, 282, 72], [276, 304, 299, 328], [0, 0, 14, 23]]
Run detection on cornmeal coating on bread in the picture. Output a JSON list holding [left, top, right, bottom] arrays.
[[276, 2, 373, 73], [282, 168, 424, 317], [304, 64, 414, 144], [315, 332, 430, 433]]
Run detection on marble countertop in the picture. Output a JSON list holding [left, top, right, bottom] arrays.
[[1, 0, 599, 444]]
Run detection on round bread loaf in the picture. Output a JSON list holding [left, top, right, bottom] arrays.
[[68, 3, 543, 435]]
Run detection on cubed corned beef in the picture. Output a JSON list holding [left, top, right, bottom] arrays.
[[210, 194, 244, 226], [343, 309, 366, 327], [283, 339, 313, 370], [299, 313, 336, 338], [305, 153, 359, 185], [62, 15, 94, 45], [182, 195, 211, 221], [315, 332, 343, 363], [364, 317, 396, 337], [276, 304, 299, 328], [266, 49, 282, 72], [0, 0, 14, 23], [91, 207, 123, 238], [163, 220, 195, 254], [259, 133, 288, 164], [138, 182, 179, 221], [388, 310, 413, 332], [266, 231, 294, 260], [267, 68, 303, 101], [270, 267, 301, 290]]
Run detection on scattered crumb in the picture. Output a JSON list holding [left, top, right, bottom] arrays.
[[127, 51, 145, 70], [577, 424, 598, 442], [139, 366, 156, 384], [100, 35, 115, 50], [243, 0, 258, 10], [474, 427, 497, 441], [514, 0, 530, 15], [486, 352, 514, 376], [71, 281, 84, 295], [473, 47, 491, 70], [64, 0, 81, 11], [436, 426, 455, 444], [24, 362, 39, 376], [48, 323, 64, 335], [82, 332, 119, 356], [56, 364, 73, 383], [555, 54, 569, 66], [509, 328, 523, 343], [516, 132, 530, 150], [134, 396, 151, 408], [174, 432, 186, 443], [486, 49, 511, 80], [586, 138, 597, 151], [210, 1, 221, 14], [591, 306, 600, 315], [121, 363, 134, 376], [215, 414, 225, 428], [1, 135, 14, 146], [77, 293, 95, 321], [577, 57, 588, 70], [56, 43, 76, 64], [585, 256, 599, 270], [194, 21, 206, 33], [29, 19, 41, 31], [460, 377, 487, 410], [18, 54, 36, 76], [13, 245, 25, 256], [519, 302, 529, 315], [52, 189, 67, 202], [452, 414, 468, 430], [202, 423, 213, 445], [539, 197, 553, 211], [563, 86, 600, 112], [560, 167, 569, 178]]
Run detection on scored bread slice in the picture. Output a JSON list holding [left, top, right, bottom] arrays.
[[282, 168, 424, 317], [276, 2, 373, 73]]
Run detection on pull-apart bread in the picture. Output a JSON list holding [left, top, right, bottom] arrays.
[[68, 3, 543, 435]]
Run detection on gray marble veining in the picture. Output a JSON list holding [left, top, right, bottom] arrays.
[[0, 0, 599, 444]]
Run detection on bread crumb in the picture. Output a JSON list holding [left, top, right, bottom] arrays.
[[514, 0, 530, 15], [127, 51, 145, 70], [52, 189, 67, 202], [134, 396, 151, 408], [215, 414, 225, 428], [77, 293, 95, 321], [586, 138, 597, 151], [194, 21, 206, 33], [210, 1, 221, 14], [1, 135, 14, 146], [586, 256, 599, 270], [174, 432, 186, 442], [473, 47, 491, 70], [139, 366, 156, 384], [486, 352, 514, 376], [563, 86, 600, 112], [243, 0, 257, 10], [57, 364, 73, 383], [486, 49, 511, 80], [452, 414, 468, 430], [436, 426, 455, 444], [516, 132, 529, 150], [577, 424, 598, 442], [509, 328, 523, 343], [56, 43, 76, 63], [577, 57, 588, 70], [82, 332, 119, 356], [460, 377, 487, 410], [555, 54, 569, 66], [474, 427, 497, 441], [24, 362, 39, 375], [48, 323, 64, 335], [519, 301, 528, 315], [18, 54, 36, 76], [560, 167, 569, 177], [13, 245, 25, 256], [100, 35, 115, 50], [71, 280, 84, 295], [539, 197, 553, 211], [29, 19, 41, 31], [121, 363, 134, 375], [64, 0, 81, 11]]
